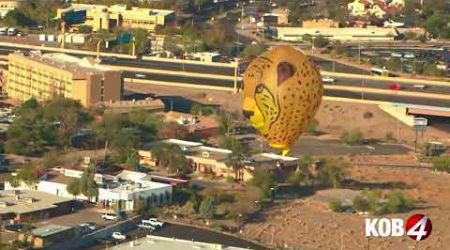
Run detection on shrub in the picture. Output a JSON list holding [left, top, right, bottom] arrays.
[[341, 129, 365, 145], [226, 176, 236, 184], [329, 200, 344, 212], [387, 192, 415, 213], [353, 196, 370, 212], [432, 157, 450, 172]]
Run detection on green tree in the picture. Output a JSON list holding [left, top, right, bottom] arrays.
[[126, 152, 140, 171], [386, 57, 402, 71], [79, 167, 98, 202], [78, 25, 93, 34], [110, 129, 138, 163], [432, 157, 450, 173], [66, 179, 81, 199], [242, 42, 267, 59], [329, 200, 344, 212], [8, 176, 20, 189], [151, 143, 190, 174], [199, 196, 217, 219], [17, 165, 39, 188], [3, 9, 33, 27], [315, 158, 346, 188], [314, 35, 330, 49], [250, 171, 276, 199], [157, 121, 188, 139], [386, 191, 415, 213]]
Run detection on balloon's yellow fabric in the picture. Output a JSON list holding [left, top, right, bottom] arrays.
[[242, 46, 323, 155]]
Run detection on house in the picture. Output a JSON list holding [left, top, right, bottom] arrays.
[[19, 224, 75, 249], [5, 168, 173, 212], [0, 190, 75, 222], [164, 111, 219, 138], [348, 0, 370, 17], [347, 0, 403, 18]]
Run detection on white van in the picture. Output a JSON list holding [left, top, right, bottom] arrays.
[[7, 28, 17, 36], [0, 27, 7, 36]]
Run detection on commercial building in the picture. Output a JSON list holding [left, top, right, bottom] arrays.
[[0, 0, 23, 18], [262, 8, 290, 26], [19, 224, 75, 249], [6, 52, 122, 107], [164, 111, 219, 137], [302, 19, 339, 28], [139, 139, 299, 182], [5, 168, 172, 211], [0, 190, 75, 222], [57, 4, 175, 32], [275, 27, 398, 42], [114, 235, 251, 250]]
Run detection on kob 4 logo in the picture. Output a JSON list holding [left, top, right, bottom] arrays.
[[365, 214, 432, 241]]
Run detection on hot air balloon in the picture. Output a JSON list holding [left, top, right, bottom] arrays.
[[242, 46, 323, 155]]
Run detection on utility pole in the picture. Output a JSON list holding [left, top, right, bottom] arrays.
[[131, 36, 136, 57], [358, 39, 361, 64]]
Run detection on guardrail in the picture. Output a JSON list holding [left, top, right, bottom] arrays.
[[321, 70, 450, 86]]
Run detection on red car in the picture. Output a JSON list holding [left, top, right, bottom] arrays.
[[388, 83, 402, 90]]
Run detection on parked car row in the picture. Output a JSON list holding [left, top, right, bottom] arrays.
[[111, 218, 165, 241], [0, 27, 22, 36]]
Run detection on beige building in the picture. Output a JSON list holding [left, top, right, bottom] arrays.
[[302, 18, 339, 28], [0, 0, 22, 18], [6, 52, 122, 107], [275, 27, 397, 42], [57, 4, 175, 32]]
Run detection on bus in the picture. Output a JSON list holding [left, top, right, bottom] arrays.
[[371, 67, 392, 76]]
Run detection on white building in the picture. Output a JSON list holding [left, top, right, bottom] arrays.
[[275, 27, 397, 42], [5, 169, 172, 211]]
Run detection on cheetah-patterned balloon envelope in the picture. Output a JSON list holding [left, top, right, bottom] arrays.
[[242, 46, 323, 155]]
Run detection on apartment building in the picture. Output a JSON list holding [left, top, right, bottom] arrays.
[[6, 52, 122, 107], [57, 4, 175, 32]]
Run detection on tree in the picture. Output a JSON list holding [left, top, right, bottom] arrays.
[[151, 144, 191, 174], [43, 96, 92, 147], [386, 57, 401, 71], [199, 196, 217, 219], [157, 121, 188, 139], [6, 98, 58, 156], [315, 158, 347, 188], [329, 200, 344, 212], [8, 176, 20, 189], [314, 35, 330, 49], [250, 171, 276, 199], [128, 28, 150, 55], [242, 42, 267, 59], [66, 179, 81, 199], [3, 9, 33, 27], [79, 167, 98, 202], [126, 152, 140, 171], [386, 191, 415, 213], [17, 165, 39, 188], [78, 25, 93, 34], [423, 14, 450, 39], [110, 129, 138, 163]]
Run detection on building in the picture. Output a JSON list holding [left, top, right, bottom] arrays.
[[5, 169, 172, 211], [164, 111, 219, 137], [0, 190, 75, 222], [114, 235, 252, 250], [275, 27, 398, 42], [302, 19, 339, 28], [57, 4, 175, 32], [19, 224, 75, 249], [6, 52, 122, 107], [190, 52, 221, 63], [347, 0, 403, 18], [0, 0, 22, 18], [262, 8, 289, 26]]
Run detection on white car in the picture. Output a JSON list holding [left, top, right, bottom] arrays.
[[322, 76, 336, 83], [404, 53, 415, 59], [79, 222, 97, 231], [144, 218, 165, 227], [102, 213, 117, 221], [137, 222, 156, 231], [135, 73, 146, 78], [112, 232, 126, 240]]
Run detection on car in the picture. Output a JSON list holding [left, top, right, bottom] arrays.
[[135, 73, 146, 78], [137, 221, 157, 231], [79, 222, 97, 231], [322, 76, 336, 83], [112, 232, 126, 240], [404, 53, 415, 59], [102, 213, 118, 221], [413, 84, 427, 90], [143, 218, 165, 227], [388, 83, 402, 90], [391, 52, 403, 58]]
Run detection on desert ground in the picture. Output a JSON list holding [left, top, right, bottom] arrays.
[[242, 166, 450, 250]]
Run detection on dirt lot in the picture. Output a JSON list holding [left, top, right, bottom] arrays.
[[241, 166, 450, 250], [126, 83, 450, 145]]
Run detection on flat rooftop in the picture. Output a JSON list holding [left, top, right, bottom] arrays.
[[113, 235, 251, 250], [10, 52, 111, 78], [0, 190, 73, 215], [32, 224, 71, 238]]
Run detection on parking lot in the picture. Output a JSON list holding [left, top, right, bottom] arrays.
[[34, 207, 114, 229]]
